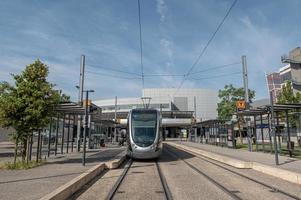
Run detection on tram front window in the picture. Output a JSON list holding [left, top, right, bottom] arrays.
[[131, 111, 157, 147]]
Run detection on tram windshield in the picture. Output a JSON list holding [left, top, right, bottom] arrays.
[[131, 110, 157, 147]]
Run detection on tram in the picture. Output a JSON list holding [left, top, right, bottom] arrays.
[[126, 108, 162, 159]]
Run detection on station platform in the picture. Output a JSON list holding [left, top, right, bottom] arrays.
[[169, 140, 301, 175], [0, 146, 125, 200]]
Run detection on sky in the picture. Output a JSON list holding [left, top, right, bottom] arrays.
[[0, 0, 300, 101]]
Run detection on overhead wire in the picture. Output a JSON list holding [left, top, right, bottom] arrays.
[[173, 0, 238, 95], [190, 71, 241, 80], [137, 0, 145, 88], [188, 61, 241, 75], [86, 62, 240, 78], [85, 70, 142, 80], [87, 64, 141, 76], [144, 74, 184, 77]]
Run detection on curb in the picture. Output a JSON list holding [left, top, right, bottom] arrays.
[[166, 142, 252, 169], [106, 151, 127, 169], [166, 142, 301, 186], [252, 162, 301, 185], [40, 150, 127, 200]]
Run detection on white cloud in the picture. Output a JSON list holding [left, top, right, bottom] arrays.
[[156, 0, 168, 23]]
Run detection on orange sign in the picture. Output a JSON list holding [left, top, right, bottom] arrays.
[[83, 99, 92, 107], [236, 100, 246, 109]]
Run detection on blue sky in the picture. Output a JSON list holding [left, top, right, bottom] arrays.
[[0, 0, 300, 101]]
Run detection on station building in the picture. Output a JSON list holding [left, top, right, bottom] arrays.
[[93, 88, 218, 138]]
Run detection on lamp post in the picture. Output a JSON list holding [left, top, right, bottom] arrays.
[[82, 89, 94, 166]]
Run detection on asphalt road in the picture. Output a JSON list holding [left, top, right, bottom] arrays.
[[74, 144, 301, 200]]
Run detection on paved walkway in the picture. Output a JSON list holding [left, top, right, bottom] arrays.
[[0, 146, 125, 200], [172, 140, 301, 174]]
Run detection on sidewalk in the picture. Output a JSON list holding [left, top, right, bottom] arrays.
[[0, 146, 125, 200], [171, 140, 301, 174]]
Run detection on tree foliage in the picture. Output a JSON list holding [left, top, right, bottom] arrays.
[[277, 81, 301, 128], [0, 60, 64, 161], [277, 81, 301, 104], [217, 84, 255, 120]]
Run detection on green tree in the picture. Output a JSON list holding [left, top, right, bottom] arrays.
[[217, 84, 255, 120], [0, 60, 62, 163], [217, 84, 255, 144], [277, 81, 301, 128], [277, 81, 301, 103]]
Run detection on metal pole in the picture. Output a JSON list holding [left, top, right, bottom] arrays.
[[268, 113, 273, 152], [79, 55, 85, 105], [83, 91, 89, 166], [77, 55, 85, 151], [61, 115, 65, 154], [270, 91, 279, 165], [39, 134, 43, 160], [260, 114, 265, 152], [29, 133, 33, 161], [36, 130, 40, 162], [242, 55, 252, 152], [276, 112, 281, 153], [194, 96, 197, 142], [254, 115, 258, 151], [285, 110, 293, 157], [67, 115, 71, 153], [114, 96, 117, 143], [48, 118, 52, 157], [88, 114, 91, 149], [55, 115, 59, 156], [72, 115, 75, 152]]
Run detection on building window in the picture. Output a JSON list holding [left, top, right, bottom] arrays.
[[281, 71, 292, 82]]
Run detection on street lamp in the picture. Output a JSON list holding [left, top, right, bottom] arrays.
[[82, 89, 94, 166]]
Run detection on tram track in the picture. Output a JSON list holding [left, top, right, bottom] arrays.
[[164, 146, 242, 200], [166, 145, 301, 200], [192, 150, 301, 200], [156, 160, 173, 200], [106, 158, 173, 200], [105, 159, 133, 200]]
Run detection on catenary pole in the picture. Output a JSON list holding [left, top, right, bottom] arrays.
[[270, 91, 279, 165], [77, 55, 85, 151], [114, 96, 117, 143], [242, 55, 252, 152], [82, 91, 88, 166]]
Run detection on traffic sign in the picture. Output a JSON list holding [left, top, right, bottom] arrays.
[[236, 100, 246, 110], [83, 99, 92, 107]]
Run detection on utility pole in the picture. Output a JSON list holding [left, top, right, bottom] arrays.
[[194, 96, 198, 142], [270, 91, 279, 165], [82, 89, 94, 166], [242, 55, 252, 152], [77, 55, 85, 152], [114, 96, 117, 143]]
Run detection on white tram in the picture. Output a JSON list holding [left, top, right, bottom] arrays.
[[126, 108, 162, 159]]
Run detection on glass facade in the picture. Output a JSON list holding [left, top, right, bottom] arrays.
[[280, 71, 292, 83], [266, 73, 281, 103]]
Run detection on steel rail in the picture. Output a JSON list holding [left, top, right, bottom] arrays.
[[164, 147, 242, 200], [193, 152, 301, 200], [105, 158, 133, 200], [156, 161, 173, 200]]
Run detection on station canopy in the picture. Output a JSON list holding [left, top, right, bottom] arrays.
[[55, 102, 106, 124], [235, 103, 301, 116]]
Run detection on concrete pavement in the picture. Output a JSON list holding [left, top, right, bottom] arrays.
[[72, 144, 301, 200], [0, 147, 125, 200], [167, 140, 301, 185]]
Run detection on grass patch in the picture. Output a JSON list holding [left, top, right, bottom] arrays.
[[0, 160, 44, 170], [239, 143, 301, 159]]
